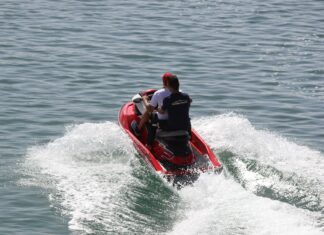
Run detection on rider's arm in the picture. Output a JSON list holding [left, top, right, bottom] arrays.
[[157, 107, 165, 114], [143, 95, 155, 113]]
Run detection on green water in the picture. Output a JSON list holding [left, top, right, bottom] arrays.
[[1, 0, 323, 234]]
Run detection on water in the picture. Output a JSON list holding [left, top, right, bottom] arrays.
[[1, 0, 323, 234]]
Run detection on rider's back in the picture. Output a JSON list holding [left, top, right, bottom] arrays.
[[162, 92, 191, 131]]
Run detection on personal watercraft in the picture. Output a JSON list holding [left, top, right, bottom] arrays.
[[118, 89, 222, 186]]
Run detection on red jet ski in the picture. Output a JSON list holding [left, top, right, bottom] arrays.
[[118, 89, 222, 186]]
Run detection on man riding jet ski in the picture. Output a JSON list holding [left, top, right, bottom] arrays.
[[118, 72, 222, 186], [131, 73, 191, 146]]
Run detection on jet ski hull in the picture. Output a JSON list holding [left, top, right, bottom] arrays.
[[118, 92, 222, 185]]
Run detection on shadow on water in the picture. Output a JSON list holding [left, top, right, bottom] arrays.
[[111, 155, 181, 234], [68, 156, 182, 235], [219, 150, 323, 212], [53, 155, 182, 235]]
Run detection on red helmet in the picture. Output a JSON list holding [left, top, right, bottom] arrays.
[[162, 72, 177, 84]]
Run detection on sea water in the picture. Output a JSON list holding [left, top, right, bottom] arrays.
[[1, 0, 323, 234]]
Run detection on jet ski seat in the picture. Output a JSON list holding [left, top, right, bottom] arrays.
[[156, 130, 191, 156], [156, 130, 189, 139]]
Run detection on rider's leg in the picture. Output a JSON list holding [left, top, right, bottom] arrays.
[[147, 113, 158, 145], [138, 110, 151, 130]]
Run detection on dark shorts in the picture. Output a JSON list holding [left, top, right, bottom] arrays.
[[158, 119, 168, 130]]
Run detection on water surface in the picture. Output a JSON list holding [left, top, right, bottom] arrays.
[[1, 0, 323, 234]]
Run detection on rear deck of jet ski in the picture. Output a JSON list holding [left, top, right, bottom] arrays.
[[155, 130, 191, 156]]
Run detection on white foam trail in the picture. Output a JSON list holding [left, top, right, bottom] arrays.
[[24, 122, 138, 233], [168, 114, 324, 234], [192, 113, 324, 183], [169, 174, 323, 235], [193, 114, 324, 211], [22, 115, 324, 234]]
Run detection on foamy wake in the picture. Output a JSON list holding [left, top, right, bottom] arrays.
[[193, 114, 324, 205], [23, 122, 140, 234], [167, 114, 323, 234], [22, 115, 324, 234], [193, 113, 324, 183], [169, 174, 323, 235]]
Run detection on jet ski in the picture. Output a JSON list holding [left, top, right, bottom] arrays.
[[118, 89, 222, 187]]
